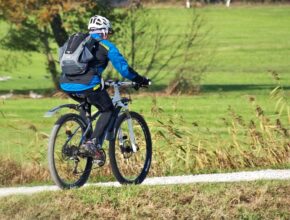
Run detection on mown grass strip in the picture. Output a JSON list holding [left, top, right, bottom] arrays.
[[0, 180, 289, 219]]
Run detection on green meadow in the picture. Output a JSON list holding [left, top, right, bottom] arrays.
[[0, 5, 289, 185], [1, 6, 290, 92]]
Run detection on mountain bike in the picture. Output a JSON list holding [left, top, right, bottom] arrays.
[[45, 80, 152, 189]]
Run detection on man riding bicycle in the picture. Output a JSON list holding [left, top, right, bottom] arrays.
[[59, 15, 150, 160]]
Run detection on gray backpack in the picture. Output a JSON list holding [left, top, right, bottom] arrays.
[[59, 33, 95, 76]]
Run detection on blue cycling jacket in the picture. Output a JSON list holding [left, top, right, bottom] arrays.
[[60, 33, 138, 92]]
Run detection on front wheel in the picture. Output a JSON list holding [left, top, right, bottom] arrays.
[[109, 111, 152, 184]]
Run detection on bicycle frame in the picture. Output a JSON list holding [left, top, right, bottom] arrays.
[[45, 80, 138, 152]]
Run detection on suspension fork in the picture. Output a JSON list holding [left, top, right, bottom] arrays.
[[125, 110, 138, 153]]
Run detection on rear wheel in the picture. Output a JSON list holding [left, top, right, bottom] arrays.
[[48, 113, 92, 189], [109, 111, 152, 184]]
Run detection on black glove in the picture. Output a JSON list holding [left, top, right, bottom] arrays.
[[132, 75, 150, 86]]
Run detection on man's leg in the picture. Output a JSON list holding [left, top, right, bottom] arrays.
[[86, 88, 114, 144]]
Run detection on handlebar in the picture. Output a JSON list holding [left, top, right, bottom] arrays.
[[104, 80, 151, 88]]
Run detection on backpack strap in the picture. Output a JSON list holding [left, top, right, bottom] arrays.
[[84, 36, 100, 52], [84, 36, 104, 89]]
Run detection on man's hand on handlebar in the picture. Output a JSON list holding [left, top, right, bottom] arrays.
[[141, 77, 151, 86], [132, 75, 151, 90], [133, 77, 151, 90]]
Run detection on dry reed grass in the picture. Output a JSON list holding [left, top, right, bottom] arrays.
[[150, 74, 289, 175], [0, 123, 50, 186], [0, 157, 50, 186]]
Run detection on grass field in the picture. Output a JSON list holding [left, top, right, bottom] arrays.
[[0, 88, 288, 185], [0, 180, 289, 219], [0, 6, 289, 186], [0, 6, 290, 92], [0, 90, 287, 159]]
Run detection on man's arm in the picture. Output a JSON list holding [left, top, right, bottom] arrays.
[[100, 40, 149, 85]]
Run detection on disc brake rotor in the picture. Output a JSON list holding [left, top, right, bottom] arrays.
[[120, 140, 134, 159]]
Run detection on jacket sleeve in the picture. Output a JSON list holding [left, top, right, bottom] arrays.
[[101, 40, 138, 80]]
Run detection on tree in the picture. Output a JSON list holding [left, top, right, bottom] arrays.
[[0, 0, 113, 90], [113, 2, 209, 94], [112, 2, 184, 84], [166, 10, 211, 94]]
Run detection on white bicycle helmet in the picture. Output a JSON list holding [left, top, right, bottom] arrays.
[[88, 15, 113, 35]]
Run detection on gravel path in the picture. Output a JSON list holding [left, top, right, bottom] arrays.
[[0, 169, 289, 198]]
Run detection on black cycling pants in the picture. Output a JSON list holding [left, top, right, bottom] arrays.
[[86, 89, 114, 143], [69, 88, 114, 143], [86, 88, 114, 142]]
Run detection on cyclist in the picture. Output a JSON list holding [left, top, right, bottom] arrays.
[[59, 15, 150, 158]]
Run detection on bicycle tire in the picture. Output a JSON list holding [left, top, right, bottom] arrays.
[[109, 111, 152, 184], [48, 113, 92, 189]]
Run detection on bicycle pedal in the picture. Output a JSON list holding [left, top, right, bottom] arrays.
[[93, 149, 106, 167], [93, 159, 105, 167]]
